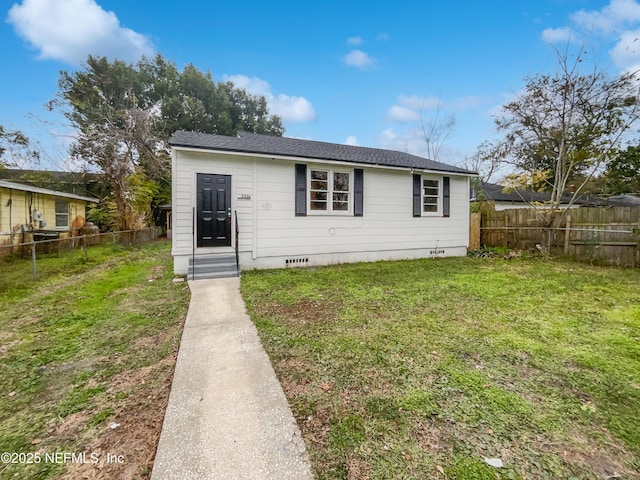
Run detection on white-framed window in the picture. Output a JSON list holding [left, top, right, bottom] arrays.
[[308, 168, 352, 214], [55, 200, 69, 228], [422, 177, 441, 215]]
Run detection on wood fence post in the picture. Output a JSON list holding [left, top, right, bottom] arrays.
[[504, 211, 509, 249], [31, 240, 37, 279], [564, 214, 572, 254], [469, 213, 481, 251]]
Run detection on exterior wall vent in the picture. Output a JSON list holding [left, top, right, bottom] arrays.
[[285, 257, 309, 267]]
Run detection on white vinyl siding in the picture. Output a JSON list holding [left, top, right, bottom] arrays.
[[253, 165, 467, 257], [171, 150, 254, 257]]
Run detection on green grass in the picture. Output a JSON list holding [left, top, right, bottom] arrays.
[[0, 240, 190, 479], [241, 256, 640, 480], [0, 243, 133, 299]]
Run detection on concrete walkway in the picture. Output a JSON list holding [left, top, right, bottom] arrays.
[[151, 278, 314, 480]]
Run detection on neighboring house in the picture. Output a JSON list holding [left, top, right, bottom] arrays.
[[472, 181, 583, 210], [472, 181, 640, 210], [0, 180, 99, 245], [0, 168, 103, 198], [602, 193, 640, 207], [170, 130, 476, 277]]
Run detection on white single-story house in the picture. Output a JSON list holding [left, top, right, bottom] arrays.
[[169, 130, 476, 277]]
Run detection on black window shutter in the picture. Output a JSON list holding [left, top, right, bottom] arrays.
[[295, 164, 307, 216], [354, 169, 364, 217], [412, 174, 421, 217], [443, 176, 450, 217]]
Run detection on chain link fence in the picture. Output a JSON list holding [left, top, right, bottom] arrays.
[[0, 227, 163, 278]]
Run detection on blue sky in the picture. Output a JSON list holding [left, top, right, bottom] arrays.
[[2, 0, 640, 172]]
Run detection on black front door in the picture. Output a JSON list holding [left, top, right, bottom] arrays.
[[197, 173, 231, 247]]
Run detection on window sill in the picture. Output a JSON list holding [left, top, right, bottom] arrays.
[[306, 211, 353, 216]]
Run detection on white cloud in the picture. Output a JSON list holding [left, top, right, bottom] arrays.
[[7, 0, 153, 65], [377, 127, 462, 162], [344, 135, 359, 146], [377, 32, 389, 42], [387, 105, 421, 122], [610, 28, 640, 70], [571, 0, 640, 33], [544, 0, 640, 73], [223, 74, 317, 123], [541, 27, 575, 43], [378, 128, 428, 157], [346, 36, 363, 45], [398, 94, 442, 110], [343, 49, 375, 70], [224, 75, 271, 97], [387, 94, 490, 123]]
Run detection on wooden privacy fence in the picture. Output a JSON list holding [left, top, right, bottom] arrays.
[[479, 207, 640, 267]]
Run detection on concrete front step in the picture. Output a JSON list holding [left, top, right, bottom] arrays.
[[188, 270, 239, 280], [189, 255, 237, 265], [188, 254, 239, 280]]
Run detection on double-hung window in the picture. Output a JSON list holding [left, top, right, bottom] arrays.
[[413, 174, 450, 217], [422, 178, 440, 214], [309, 169, 351, 214], [55, 200, 69, 228]]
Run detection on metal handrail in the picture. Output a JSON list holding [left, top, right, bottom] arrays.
[[192, 207, 195, 281], [234, 210, 240, 277]]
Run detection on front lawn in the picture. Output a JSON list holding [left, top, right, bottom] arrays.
[[0, 241, 190, 479], [241, 256, 640, 479]]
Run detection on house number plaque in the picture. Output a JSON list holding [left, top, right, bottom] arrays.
[[237, 194, 252, 200]]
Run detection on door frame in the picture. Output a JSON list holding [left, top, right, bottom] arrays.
[[195, 173, 233, 249]]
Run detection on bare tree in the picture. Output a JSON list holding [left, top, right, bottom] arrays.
[[495, 43, 640, 214], [419, 101, 455, 161], [460, 141, 505, 183]]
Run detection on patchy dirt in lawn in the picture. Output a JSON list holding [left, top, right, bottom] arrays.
[[261, 298, 343, 324], [411, 421, 446, 453], [537, 432, 640, 480], [276, 357, 314, 397], [52, 349, 179, 480], [345, 452, 370, 480]]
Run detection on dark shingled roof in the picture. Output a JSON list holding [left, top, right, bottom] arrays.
[[169, 130, 475, 175], [477, 182, 558, 203], [474, 182, 587, 205]]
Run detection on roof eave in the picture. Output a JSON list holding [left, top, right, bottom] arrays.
[[0, 180, 100, 203], [170, 143, 476, 176]]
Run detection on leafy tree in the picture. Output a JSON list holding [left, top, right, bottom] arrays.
[[501, 170, 552, 192], [606, 145, 640, 194], [494, 45, 640, 212], [55, 56, 161, 230], [0, 125, 37, 169], [137, 55, 284, 137], [54, 54, 284, 230]]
